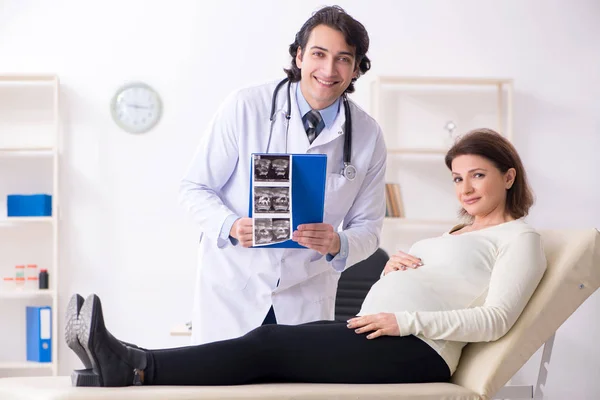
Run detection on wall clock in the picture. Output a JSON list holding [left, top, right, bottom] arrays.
[[110, 82, 162, 134]]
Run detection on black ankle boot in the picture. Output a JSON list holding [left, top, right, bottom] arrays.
[[66, 294, 102, 387], [73, 294, 148, 387], [66, 294, 147, 387]]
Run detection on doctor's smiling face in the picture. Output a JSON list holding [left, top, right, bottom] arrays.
[[296, 24, 359, 110]]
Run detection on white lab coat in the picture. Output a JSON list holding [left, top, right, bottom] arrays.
[[180, 80, 386, 344]]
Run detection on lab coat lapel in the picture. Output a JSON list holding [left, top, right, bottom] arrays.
[[310, 98, 346, 149]]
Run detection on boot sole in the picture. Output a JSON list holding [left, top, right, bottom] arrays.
[[76, 294, 104, 387], [65, 295, 91, 368]]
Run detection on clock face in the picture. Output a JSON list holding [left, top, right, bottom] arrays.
[[111, 82, 162, 133]]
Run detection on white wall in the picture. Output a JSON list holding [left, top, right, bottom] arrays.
[[1, 0, 599, 397]]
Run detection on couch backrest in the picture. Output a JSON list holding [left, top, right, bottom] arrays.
[[451, 229, 600, 400]]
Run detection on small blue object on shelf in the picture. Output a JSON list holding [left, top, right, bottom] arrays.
[[26, 306, 52, 363], [7, 194, 52, 217]]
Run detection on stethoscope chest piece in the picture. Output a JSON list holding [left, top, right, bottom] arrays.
[[342, 163, 357, 181]]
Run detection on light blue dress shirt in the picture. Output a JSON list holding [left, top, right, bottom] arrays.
[[220, 83, 349, 263], [295, 82, 340, 130]]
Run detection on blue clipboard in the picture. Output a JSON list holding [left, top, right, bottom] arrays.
[[249, 153, 327, 248]]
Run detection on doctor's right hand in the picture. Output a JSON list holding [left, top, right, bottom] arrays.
[[230, 218, 254, 248], [383, 251, 423, 275]]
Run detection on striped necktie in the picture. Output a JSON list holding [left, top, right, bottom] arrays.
[[302, 109, 325, 144]]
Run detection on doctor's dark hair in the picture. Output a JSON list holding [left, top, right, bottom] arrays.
[[444, 128, 534, 222], [284, 5, 371, 94]]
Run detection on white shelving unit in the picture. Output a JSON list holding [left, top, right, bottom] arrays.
[[371, 76, 513, 254], [0, 74, 60, 377]]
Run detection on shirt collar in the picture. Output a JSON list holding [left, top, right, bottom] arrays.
[[295, 82, 341, 129]]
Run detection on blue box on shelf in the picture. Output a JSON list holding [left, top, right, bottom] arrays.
[[7, 194, 52, 217]]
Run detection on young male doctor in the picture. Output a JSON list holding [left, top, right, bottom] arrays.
[[180, 5, 387, 344]]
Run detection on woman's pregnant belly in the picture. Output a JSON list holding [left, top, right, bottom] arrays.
[[358, 265, 489, 316]]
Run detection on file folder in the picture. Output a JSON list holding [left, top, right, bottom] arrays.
[[249, 153, 327, 248], [26, 306, 52, 363]]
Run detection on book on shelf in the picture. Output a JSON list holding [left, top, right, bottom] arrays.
[[385, 183, 404, 218]]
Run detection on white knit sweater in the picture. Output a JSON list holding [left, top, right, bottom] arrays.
[[358, 219, 547, 374]]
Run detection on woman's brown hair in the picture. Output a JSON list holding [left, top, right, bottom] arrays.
[[445, 128, 534, 221]]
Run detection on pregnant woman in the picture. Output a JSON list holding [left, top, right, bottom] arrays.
[[66, 128, 546, 387]]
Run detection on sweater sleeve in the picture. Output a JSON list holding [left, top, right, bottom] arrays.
[[394, 231, 547, 342]]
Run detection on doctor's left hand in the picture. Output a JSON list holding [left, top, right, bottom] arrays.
[[292, 223, 340, 256], [346, 313, 401, 339]]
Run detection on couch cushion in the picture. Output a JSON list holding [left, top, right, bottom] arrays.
[[452, 229, 600, 399], [0, 376, 480, 400]]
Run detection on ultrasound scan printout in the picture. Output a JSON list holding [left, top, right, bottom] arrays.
[[252, 154, 292, 246]]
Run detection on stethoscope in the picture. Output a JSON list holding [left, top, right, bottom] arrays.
[[268, 78, 357, 181]]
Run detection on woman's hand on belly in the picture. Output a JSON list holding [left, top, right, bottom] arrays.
[[346, 313, 400, 339], [383, 251, 423, 275]]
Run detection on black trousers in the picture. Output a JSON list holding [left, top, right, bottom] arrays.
[[145, 321, 450, 386]]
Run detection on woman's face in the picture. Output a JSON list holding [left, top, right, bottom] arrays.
[[451, 154, 515, 218]]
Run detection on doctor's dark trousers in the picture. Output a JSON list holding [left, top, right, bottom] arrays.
[[143, 321, 450, 385]]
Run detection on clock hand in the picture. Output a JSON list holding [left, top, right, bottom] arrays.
[[126, 104, 150, 110]]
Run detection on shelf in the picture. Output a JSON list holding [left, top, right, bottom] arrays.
[[0, 147, 55, 156], [388, 148, 448, 155], [377, 76, 513, 86], [0, 75, 57, 84], [0, 217, 54, 226], [0, 290, 56, 299], [384, 217, 456, 226], [0, 361, 54, 370], [170, 324, 192, 337]]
